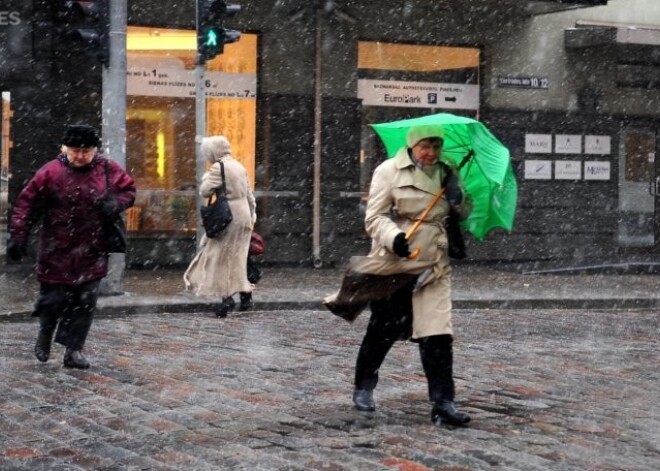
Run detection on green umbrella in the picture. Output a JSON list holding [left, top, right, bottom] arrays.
[[371, 112, 517, 241]]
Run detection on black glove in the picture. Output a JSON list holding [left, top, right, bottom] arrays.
[[7, 239, 27, 262], [94, 197, 121, 217], [443, 172, 463, 206], [392, 232, 411, 257]]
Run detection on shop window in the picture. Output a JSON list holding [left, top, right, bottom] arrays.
[[126, 27, 257, 235], [357, 41, 480, 194]]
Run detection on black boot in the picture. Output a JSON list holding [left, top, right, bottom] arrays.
[[419, 335, 470, 426], [216, 297, 236, 318], [239, 292, 254, 311], [432, 400, 470, 426], [34, 316, 58, 363], [352, 388, 376, 411], [63, 348, 90, 369], [34, 331, 53, 363]]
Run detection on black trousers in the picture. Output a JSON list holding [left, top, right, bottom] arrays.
[[354, 281, 456, 403], [32, 280, 101, 351]]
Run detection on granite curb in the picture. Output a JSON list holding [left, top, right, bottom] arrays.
[[3, 296, 659, 323], [3, 262, 660, 322]]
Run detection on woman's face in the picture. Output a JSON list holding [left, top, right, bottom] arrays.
[[411, 138, 442, 166], [64, 146, 96, 167]]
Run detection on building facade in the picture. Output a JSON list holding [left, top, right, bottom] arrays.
[[2, 0, 659, 267]]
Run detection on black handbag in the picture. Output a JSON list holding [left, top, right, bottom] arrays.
[[446, 207, 466, 260], [200, 161, 233, 238], [103, 160, 127, 253], [441, 163, 467, 260]]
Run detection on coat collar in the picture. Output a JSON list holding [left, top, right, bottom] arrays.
[[57, 153, 102, 170], [392, 147, 443, 195]]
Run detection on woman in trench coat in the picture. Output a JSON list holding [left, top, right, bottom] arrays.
[[184, 136, 256, 317], [351, 124, 473, 427]]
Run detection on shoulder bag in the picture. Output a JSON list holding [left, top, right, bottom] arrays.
[[441, 163, 467, 260], [103, 159, 128, 253], [201, 161, 233, 238], [446, 207, 466, 260]]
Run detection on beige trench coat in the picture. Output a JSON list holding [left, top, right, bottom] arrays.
[[326, 147, 470, 339], [184, 156, 256, 297]]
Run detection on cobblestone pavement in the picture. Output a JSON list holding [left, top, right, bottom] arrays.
[[0, 308, 658, 471]]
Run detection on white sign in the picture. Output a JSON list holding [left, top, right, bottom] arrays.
[[127, 66, 256, 99], [0, 11, 21, 25], [555, 160, 582, 180], [525, 134, 552, 154], [584, 161, 611, 180], [584, 135, 611, 155], [555, 134, 582, 154], [357, 79, 479, 110], [497, 75, 549, 89], [524, 160, 552, 179]]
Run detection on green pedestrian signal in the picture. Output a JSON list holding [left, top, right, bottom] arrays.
[[206, 28, 218, 47], [197, 1, 242, 64]]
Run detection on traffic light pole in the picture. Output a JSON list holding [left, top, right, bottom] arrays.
[[195, 62, 206, 247], [195, 0, 207, 247], [194, 0, 242, 247], [100, 0, 127, 295]]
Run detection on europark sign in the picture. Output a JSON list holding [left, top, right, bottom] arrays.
[[357, 79, 480, 110]]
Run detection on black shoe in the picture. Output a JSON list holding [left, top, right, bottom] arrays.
[[34, 332, 52, 363], [353, 388, 376, 412], [63, 349, 90, 369], [239, 292, 254, 311], [432, 401, 471, 426], [216, 297, 236, 318]]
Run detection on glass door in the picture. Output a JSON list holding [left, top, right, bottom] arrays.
[[618, 129, 656, 246]]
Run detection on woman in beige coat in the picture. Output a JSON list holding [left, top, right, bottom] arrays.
[[184, 136, 256, 317], [352, 124, 472, 427]]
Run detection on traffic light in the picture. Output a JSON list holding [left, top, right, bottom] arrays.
[[58, 1, 110, 66], [197, 1, 242, 64]]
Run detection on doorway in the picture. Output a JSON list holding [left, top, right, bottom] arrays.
[[618, 129, 656, 247]]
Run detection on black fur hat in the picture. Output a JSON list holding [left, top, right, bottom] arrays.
[[62, 124, 100, 148]]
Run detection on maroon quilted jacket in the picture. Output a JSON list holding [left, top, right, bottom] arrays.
[[10, 154, 136, 285]]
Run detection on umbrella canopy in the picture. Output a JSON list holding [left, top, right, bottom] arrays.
[[371, 112, 517, 241]]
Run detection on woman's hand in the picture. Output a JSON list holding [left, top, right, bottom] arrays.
[[392, 232, 411, 257]]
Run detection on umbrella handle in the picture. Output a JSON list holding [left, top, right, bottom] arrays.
[[405, 223, 423, 259], [404, 188, 446, 260], [407, 248, 421, 259]]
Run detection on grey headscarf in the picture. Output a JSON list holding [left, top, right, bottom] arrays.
[[202, 136, 232, 164]]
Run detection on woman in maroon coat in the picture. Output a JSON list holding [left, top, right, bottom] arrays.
[[7, 125, 135, 369]]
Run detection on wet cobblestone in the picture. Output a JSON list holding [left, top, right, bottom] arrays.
[[0, 308, 658, 470]]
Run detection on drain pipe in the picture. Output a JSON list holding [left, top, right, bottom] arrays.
[[311, 5, 323, 268]]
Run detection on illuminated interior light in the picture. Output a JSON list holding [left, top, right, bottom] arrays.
[[157, 131, 165, 179], [127, 27, 196, 51]]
